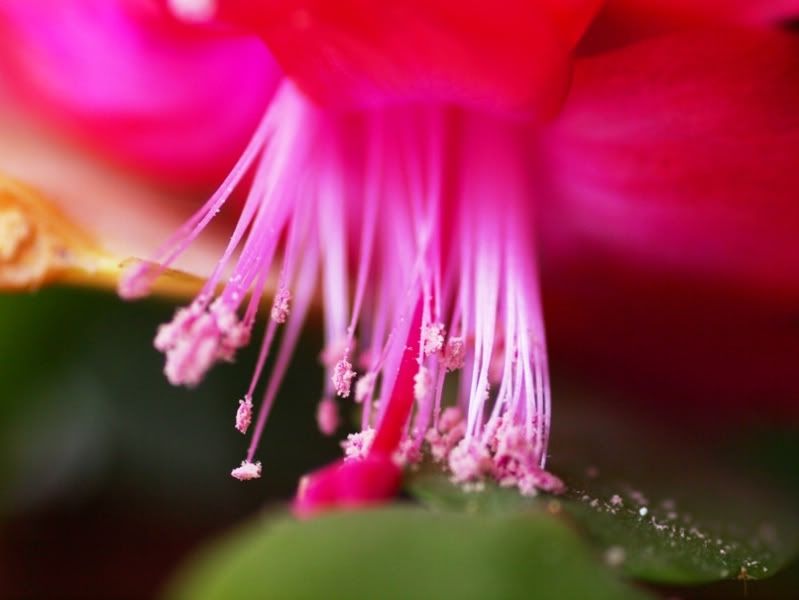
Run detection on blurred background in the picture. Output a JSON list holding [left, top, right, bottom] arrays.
[[0, 287, 340, 598], [0, 3, 797, 598], [0, 286, 797, 599]]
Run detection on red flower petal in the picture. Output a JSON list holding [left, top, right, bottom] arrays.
[[540, 30, 799, 418], [212, 0, 603, 115], [606, 0, 799, 28], [543, 29, 799, 305], [583, 0, 799, 51]]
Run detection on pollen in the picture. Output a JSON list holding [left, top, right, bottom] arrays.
[[441, 337, 466, 371], [413, 366, 432, 401], [341, 428, 375, 461], [332, 358, 356, 398], [119, 86, 556, 507], [270, 287, 292, 323], [231, 460, 262, 481], [421, 322, 446, 356], [235, 394, 253, 434]]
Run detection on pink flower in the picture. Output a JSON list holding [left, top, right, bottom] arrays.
[[1, 1, 798, 515]]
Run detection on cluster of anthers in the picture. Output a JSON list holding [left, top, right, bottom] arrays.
[[119, 81, 562, 498]]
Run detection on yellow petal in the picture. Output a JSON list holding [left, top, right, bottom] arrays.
[[0, 174, 113, 290], [0, 93, 222, 299], [0, 174, 211, 300]]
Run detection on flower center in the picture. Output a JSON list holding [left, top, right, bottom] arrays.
[[119, 81, 562, 505]]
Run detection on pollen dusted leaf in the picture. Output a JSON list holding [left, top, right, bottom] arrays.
[[166, 508, 649, 600], [407, 390, 799, 585], [547, 393, 799, 585], [408, 467, 543, 515]]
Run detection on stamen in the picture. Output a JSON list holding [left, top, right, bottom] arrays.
[[354, 372, 376, 404], [413, 366, 432, 401], [332, 358, 356, 398], [118, 88, 282, 299], [449, 438, 493, 483], [270, 287, 292, 323], [341, 428, 375, 461], [316, 397, 340, 436], [426, 406, 467, 463], [441, 337, 466, 371], [421, 322, 445, 356], [235, 395, 253, 434], [231, 460, 262, 481], [125, 94, 560, 508]]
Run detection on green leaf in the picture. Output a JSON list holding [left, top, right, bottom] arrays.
[[167, 507, 649, 600], [549, 390, 799, 585], [408, 468, 542, 514], [409, 470, 798, 584], [407, 387, 799, 585]]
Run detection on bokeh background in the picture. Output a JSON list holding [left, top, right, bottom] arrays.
[[1, 286, 797, 598], [0, 287, 339, 598]]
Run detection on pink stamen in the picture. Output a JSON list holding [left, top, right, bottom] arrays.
[[123, 96, 558, 510], [119, 93, 280, 299], [341, 428, 375, 461], [235, 394, 253, 434], [413, 366, 432, 401], [331, 358, 356, 398], [421, 322, 446, 356], [231, 460, 262, 481], [441, 336, 466, 371], [354, 372, 376, 404], [316, 397, 340, 436], [270, 287, 291, 323], [245, 241, 320, 463]]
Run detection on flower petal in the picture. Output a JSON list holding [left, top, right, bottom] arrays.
[[0, 172, 209, 298], [210, 0, 603, 115], [605, 0, 799, 28], [539, 30, 799, 417], [0, 0, 279, 185], [582, 1, 799, 51], [543, 29, 799, 304]]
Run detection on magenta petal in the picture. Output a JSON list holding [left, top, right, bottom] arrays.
[[539, 29, 799, 419], [210, 0, 603, 116], [582, 0, 799, 52], [605, 0, 799, 27], [543, 29, 799, 305], [293, 455, 402, 518], [0, 0, 280, 185]]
